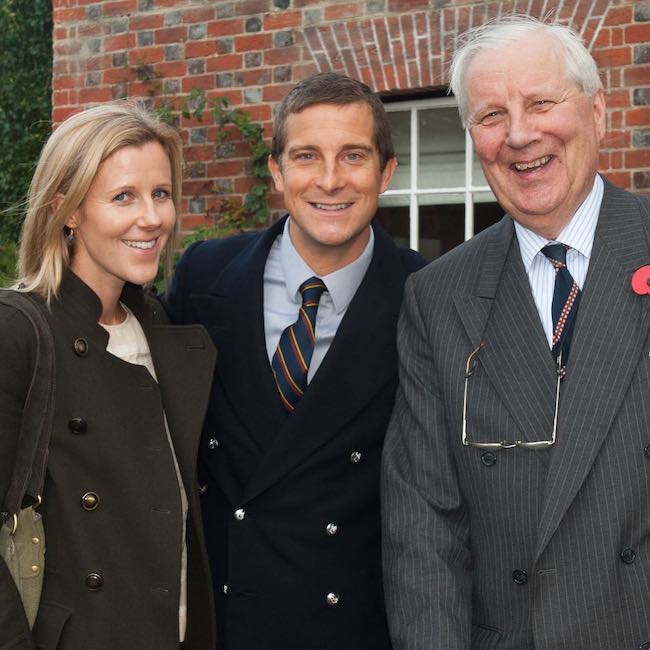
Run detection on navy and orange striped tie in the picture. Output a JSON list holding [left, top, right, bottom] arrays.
[[271, 277, 327, 412]]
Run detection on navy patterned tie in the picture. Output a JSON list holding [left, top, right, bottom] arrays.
[[271, 277, 327, 412], [541, 243, 581, 366]]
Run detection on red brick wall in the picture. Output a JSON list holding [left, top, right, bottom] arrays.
[[51, 0, 650, 235]]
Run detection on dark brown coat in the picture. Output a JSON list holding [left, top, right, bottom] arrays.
[[0, 271, 216, 650]]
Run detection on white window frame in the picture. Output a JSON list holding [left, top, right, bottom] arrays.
[[382, 97, 494, 252]]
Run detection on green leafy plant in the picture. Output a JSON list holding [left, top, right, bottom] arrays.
[[154, 88, 271, 244], [0, 0, 52, 244], [0, 241, 18, 288]]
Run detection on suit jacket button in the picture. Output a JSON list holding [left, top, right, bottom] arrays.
[[326, 523, 338, 536], [73, 338, 88, 356], [81, 492, 100, 511], [234, 508, 246, 521], [85, 572, 104, 591], [644, 444, 650, 459], [326, 592, 340, 605], [481, 451, 497, 467], [512, 569, 528, 585], [620, 547, 636, 564], [208, 437, 218, 450], [349, 451, 362, 463], [68, 417, 87, 434]]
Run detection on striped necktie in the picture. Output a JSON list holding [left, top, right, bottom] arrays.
[[541, 243, 581, 366], [271, 277, 327, 412]]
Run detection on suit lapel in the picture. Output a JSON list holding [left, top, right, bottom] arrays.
[[535, 181, 650, 561], [242, 225, 405, 502], [454, 217, 558, 449], [193, 220, 288, 451]]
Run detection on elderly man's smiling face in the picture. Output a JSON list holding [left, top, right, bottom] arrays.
[[465, 32, 606, 239]]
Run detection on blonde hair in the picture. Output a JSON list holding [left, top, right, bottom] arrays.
[[17, 101, 183, 301]]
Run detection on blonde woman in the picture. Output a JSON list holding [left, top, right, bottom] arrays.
[[0, 102, 216, 649]]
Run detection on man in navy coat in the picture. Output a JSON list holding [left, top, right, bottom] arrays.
[[164, 72, 425, 650]]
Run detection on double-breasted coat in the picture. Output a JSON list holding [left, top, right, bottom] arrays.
[[0, 271, 216, 650], [164, 217, 426, 650]]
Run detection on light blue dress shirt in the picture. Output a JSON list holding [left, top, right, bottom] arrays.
[[515, 174, 604, 347], [263, 218, 374, 382]]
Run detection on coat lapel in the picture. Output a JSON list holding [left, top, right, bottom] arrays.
[[146, 322, 217, 484], [242, 224, 405, 502], [191, 220, 288, 451], [454, 217, 558, 449], [534, 181, 650, 561], [118, 284, 217, 485]]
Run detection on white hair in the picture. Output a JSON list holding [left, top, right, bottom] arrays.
[[449, 15, 603, 127]]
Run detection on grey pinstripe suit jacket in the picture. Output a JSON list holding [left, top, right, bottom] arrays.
[[381, 179, 650, 650]]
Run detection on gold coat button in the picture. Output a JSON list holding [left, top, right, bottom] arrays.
[[81, 492, 99, 511], [30, 565, 39, 574]]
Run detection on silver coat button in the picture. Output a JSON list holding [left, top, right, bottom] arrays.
[[234, 508, 246, 521], [326, 592, 340, 606], [350, 451, 362, 463], [85, 572, 104, 591], [208, 437, 218, 450], [223, 584, 228, 594], [326, 523, 338, 536]]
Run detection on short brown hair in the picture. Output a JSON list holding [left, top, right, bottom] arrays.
[[270, 72, 395, 170]]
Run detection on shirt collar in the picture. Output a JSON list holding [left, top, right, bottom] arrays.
[[280, 217, 375, 314], [515, 174, 603, 272]]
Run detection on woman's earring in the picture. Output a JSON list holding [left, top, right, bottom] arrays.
[[65, 227, 75, 245]]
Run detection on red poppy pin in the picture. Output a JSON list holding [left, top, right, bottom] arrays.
[[631, 266, 650, 295]]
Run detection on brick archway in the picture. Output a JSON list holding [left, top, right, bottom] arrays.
[[303, 0, 614, 92]]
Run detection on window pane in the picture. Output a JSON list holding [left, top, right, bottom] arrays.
[[474, 199, 504, 235], [472, 155, 489, 187], [418, 108, 465, 189], [386, 111, 411, 190], [377, 197, 465, 262], [375, 206, 410, 250], [417, 194, 464, 259]]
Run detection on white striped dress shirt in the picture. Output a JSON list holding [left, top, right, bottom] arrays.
[[514, 175, 604, 347]]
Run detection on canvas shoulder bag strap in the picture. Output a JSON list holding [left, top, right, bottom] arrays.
[[0, 290, 55, 521]]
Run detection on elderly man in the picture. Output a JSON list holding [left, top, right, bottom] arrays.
[[165, 72, 425, 649], [382, 16, 650, 650]]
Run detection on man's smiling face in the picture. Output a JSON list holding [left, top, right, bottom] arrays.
[[268, 101, 396, 274], [465, 32, 606, 239]]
